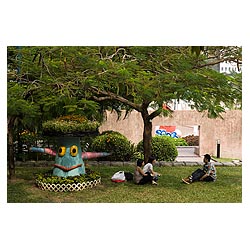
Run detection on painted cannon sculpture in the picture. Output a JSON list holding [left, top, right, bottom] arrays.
[[31, 115, 110, 178], [30, 137, 109, 177]]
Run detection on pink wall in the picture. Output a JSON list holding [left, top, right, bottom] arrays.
[[100, 110, 242, 160]]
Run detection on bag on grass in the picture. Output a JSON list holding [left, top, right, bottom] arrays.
[[111, 171, 126, 183], [124, 172, 134, 181]]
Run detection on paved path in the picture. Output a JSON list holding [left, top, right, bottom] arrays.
[[176, 155, 204, 162], [174, 147, 241, 166], [176, 146, 204, 163]]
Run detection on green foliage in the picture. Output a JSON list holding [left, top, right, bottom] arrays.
[[171, 137, 188, 146], [35, 168, 101, 185], [182, 135, 199, 146], [42, 115, 100, 135], [19, 130, 38, 143], [137, 136, 178, 161], [9, 46, 241, 119], [100, 130, 125, 136], [7, 47, 104, 129], [191, 46, 205, 56], [7, 82, 41, 127], [90, 131, 134, 161]]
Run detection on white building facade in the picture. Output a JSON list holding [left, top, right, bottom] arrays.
[[167, 61, 241, 111]]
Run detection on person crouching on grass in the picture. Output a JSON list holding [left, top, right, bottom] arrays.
[[134, 159, 158, 185], [142, 155, 161, 185], [182, 154, 217, 184]]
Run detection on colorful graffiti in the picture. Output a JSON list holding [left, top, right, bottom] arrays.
[[155, 126, 182, 138]]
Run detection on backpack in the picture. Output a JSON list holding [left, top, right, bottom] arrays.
[[124, 172, 134, 181]]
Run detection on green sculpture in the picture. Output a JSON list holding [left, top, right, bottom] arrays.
[[30, 115, 109, 178], [53, 136, 84, 177]]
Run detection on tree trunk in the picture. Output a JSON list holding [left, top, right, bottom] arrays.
[[8, 117, 16, 179], [141, 109, 152, 163], [140, 103, 163, 163]]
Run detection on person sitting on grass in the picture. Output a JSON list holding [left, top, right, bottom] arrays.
[[142, 155, 161, 185], [134, 159, 157, 185], [182, 154, 217, 184]]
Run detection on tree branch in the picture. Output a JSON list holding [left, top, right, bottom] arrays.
[[194, 57, 242, 69], [148, 108, 163, 120], [194, 59, 226, 69], [89, 86, 142, 112]]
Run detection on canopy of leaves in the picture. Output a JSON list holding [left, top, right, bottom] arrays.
[[7, 81, 41, 129], [8, 46, 242, 127], [7, 46, 103, 133]]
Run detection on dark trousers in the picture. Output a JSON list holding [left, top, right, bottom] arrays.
[[190, 169, 206, 182], [202, 175, 215, 182], [139, 173, 153, 185]]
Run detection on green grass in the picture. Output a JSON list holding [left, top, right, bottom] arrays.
[[212, 156, 241, 162], [7, 164, 242, 203]]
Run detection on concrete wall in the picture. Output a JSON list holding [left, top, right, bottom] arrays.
[[99, 110, 242, 160]]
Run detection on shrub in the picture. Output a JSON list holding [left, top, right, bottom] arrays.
[[90, 131, 134, 161], [137, 136, 178, 161], [171, 137, 188, 146], [100, 130, 123, 136], [42, 115, 100, 135], [182, 134, 199, 146]]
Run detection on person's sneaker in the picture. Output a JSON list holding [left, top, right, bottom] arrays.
[[152, 181, 158, 185], [182, 178, 190, 184]]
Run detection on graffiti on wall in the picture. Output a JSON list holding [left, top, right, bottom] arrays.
[[155, 126, 182, 138]]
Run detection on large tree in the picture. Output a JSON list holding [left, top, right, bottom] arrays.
[[8, 46, 242, 166], [85, 46, 242, 161], [8, 47, 42, 178], [7, 46, 103, 178]]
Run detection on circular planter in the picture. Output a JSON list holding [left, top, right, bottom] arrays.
[[40, 115, 101, 178], [36, 177, 101, 192], [35, 168, 101, 192]]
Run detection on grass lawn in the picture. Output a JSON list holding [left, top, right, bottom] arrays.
[[212, 156, 241, 162], [7, 164, 242, 203]]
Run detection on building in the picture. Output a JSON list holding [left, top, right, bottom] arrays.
[[167, 61, 242, 111], [214, 61, 242, 74]]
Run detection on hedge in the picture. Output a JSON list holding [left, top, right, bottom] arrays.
[[137, 136, 178, 161], [89, 131, 134, 161]]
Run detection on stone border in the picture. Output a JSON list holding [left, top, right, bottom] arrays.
[[16, 160, 242, 167], [85, 161, 242, 167]]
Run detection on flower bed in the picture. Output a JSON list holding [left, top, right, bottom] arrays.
[[42, 115, 100, 136], [35, 168, 101, 192]]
